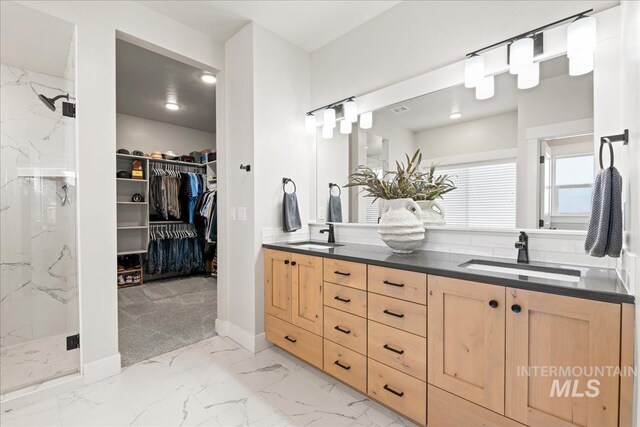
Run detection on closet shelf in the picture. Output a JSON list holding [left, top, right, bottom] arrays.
[[117, 225, 149, 230], [150, 220, 185, 224], [117, 202, 148, 205], [117, 249, 147, 256], [117, 178, 147, 182], [149, 157, 207, 167]]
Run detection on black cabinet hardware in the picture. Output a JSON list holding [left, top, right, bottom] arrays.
[[383, 309, 405, 318], [383, 344, 404, 355], [334, 295, 351, 303], [489, 300, 499, 308], [291, 261, 297, 266], [284, 335, 297, 343], [334, 271, 351, 276], [334, 325, 351, 334], [284, 260, 289, 265], [334, 360, 351, 370], [511, 304, 522, 313], [383, 280, 404, 288], [383, 384, 404, 397]]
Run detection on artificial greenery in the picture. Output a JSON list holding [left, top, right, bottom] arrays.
[[344, 149, 456, 201]]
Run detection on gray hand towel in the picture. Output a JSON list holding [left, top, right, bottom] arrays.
[[283, 192, 302, 232], [585, 167, 623, 257], [328, 195, 343, 223]]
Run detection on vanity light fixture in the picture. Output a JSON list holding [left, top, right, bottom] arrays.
[[305, 113, 317, 134], [509, 37, 534, 75], [360, 111, 373, 129], [475, 75, 495, 100], [567, 15, 596, 76], [201, 73, 216, 84], [464, 54, 484, 88], [322, 124, 333, 139], [517, 61, 540, 89], [339, 119, 352, 134], [323, 108, 336, 129], [343, 98, 358, 123], [449, 112, 462, 120], [165, 102, 180, 111]]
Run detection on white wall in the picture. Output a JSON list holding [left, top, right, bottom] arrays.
[[16, 0, 224, 386], [116, 113, 215, 155], [415, 112, 517, 159], [316, 132, 349, 222], [370, 114, 415, 167]]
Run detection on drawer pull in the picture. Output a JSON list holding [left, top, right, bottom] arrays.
[[383, 309, 405, 318], [383, 344, 405, 355], [334, 325, 351, 334], [284, 335, 297, 343], [334, 295, 351, 303], [383, 384, 404, 397], [334, 271, 351, 276], [383, 280, 405, 288], [334, 360, 351, 370]]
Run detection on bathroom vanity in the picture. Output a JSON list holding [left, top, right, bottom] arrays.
[[262, 242, 634, 427]]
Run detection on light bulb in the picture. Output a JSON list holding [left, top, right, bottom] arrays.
[[323, 108, 336, 128], [517, 62, 540, 89], [339, 119, 352, 134], [449, 112, 462, 120], [165, 102, 180, 111], [201, 74, 217, 84], [569, 52, 594, 76], [305, 114, 316, 134], [322, 124, 333, 139], [567, 16, 596, 59], [360, 111, 373, 129], [510, 37, 534, 75], [344, 99, 358, 123], [475, 75, 495, 100], [464, 55, 484, 88]]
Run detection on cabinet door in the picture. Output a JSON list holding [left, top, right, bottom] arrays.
[[291, 253, 323, 335], [428, 276, 505, 414], [505, 288, 621, 427], [264, 249, 292, 322]]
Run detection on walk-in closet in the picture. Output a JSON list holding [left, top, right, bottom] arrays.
[[115, 38, 218, 366]]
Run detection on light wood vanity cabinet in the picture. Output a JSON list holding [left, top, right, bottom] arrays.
[[264, 248, 634, 427]]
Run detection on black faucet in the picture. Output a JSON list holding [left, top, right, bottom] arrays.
[[515, 231, 529, 264], [319, 223, 335, 243]]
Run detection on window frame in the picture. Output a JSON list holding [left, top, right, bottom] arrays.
[[549, 152, 594, 218]]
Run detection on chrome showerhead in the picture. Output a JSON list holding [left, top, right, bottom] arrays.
[[38, 93, 69, 112]]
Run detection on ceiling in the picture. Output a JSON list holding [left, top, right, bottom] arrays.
[[0, 2, 74, 78], [116, 40, 216, 133], [376, 56, 571, 133], [138, 1, 401, 52]]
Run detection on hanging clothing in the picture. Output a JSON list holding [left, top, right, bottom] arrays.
[[146, 226, 204, 275]]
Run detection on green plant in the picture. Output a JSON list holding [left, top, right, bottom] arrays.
[[413, 162, 456, 201]]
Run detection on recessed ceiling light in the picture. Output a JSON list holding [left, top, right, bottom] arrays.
[[201, 74, 216, 84], [449, 112, 462, 119], [165, 102, 180, 111]]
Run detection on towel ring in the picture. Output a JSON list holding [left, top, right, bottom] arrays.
[[282, 178, 296, 194], [329, 183, 341, 197], [599, 138, 614, 169]]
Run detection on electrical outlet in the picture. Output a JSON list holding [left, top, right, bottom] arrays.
[[229, 207, 236, 221], [318, 207, 326, 221], [238, 207, 247, 221]]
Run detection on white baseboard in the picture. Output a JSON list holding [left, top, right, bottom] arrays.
[[82, 353, 121, 385], [254, 332, 271, 352], [215, 319, 271, 353], [215, 318, 229, 336]]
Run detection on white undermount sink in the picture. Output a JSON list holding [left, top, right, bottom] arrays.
[[462, 260, 581, 283], [287, 241, 344, 250]]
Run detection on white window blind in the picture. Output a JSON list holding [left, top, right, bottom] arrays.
[[436, 159, 516, 229]]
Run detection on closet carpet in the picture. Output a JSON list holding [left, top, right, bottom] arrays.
[[118, 276, 217, 366]]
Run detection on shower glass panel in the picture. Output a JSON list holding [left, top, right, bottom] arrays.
[[0, 2, 79, 395]]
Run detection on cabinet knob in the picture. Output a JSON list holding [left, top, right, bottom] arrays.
[[489, 300, 499, 308], [511, 304, 522, 313], [284, 260, 289, 265], [291, 261, 297, 266]]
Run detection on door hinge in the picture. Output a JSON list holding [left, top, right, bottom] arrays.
[[67, 334, 80, 350], [62, 102, 76, 118], [539, 219, 544, 228], [539, 155, 545, 164]]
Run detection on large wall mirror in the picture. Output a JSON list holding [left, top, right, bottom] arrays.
[[315, 55, 594, 231]]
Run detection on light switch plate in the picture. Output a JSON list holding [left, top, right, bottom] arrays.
[[229, 207, 236, 221], [318, 207, 325, 221], [238, 207, 247, 221]]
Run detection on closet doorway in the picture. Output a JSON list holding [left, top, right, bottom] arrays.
[[115, 37, 219, 366]]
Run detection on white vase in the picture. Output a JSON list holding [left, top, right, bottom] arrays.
[[416, 200, 446, 225], [378, 198, 425, 253]]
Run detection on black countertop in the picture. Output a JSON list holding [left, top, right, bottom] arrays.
[[263, 241, 634, 304]]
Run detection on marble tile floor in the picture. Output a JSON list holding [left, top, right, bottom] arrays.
[[0, 336, 417, 427], [118, 276, 217, 366]]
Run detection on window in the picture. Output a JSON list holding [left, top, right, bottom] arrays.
[[552, 154, 594, 215], [436, 159, 516, 228]]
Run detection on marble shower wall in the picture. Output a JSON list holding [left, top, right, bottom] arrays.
[[0, 63, 78, 349]]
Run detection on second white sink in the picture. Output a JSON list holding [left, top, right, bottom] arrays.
[[462, 260, 581, 283]]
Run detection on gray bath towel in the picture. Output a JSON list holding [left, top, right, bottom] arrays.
[[328, 195, 343, 223], [283, 192, 302, 232], [585, 167, 623, 257]]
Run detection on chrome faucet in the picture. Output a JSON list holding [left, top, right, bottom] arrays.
[[515, 231, 529, 264], [319, 224, 335, 243]]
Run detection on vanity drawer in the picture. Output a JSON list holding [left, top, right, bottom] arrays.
[[368, 320, 427, 381], [368, 358, 427, 425], [368, 266, 427, 305], [368, 293, 427, 337], [323, 258, 366, 290], [265, 314, 322, 369], [323, 339, 367, 393], [323, 282, 367, 318], [324, 306, 367, 354]]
